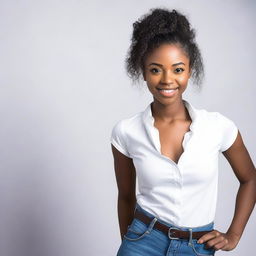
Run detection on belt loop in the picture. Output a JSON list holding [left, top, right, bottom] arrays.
[[188, 228, 193, 246], [133, 202, 138, 215], [146, 217, 158, 233]]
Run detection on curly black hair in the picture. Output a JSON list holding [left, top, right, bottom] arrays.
[[125, 7, 204, 90]]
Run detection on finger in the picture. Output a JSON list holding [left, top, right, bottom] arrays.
[[205, 236, 225, 249], [205, 236, 228, 250], [212, 238, 229, 251], [197, 230, 221, 244]]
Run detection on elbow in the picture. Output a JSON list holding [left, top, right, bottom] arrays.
[[250, 169, 256, 184], [239, 168, 256, 185], [118, 193, 136, 203]]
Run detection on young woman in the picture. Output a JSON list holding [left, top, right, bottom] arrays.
[[110, 7, 256, 256]]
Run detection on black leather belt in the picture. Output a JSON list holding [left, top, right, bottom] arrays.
[[134, 209, 213, 240]]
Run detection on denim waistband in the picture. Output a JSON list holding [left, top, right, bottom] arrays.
[[134, 202, 214, 232]]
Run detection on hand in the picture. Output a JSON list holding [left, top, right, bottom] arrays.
[[197, 229, 240, 251]]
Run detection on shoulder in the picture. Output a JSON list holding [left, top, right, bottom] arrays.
[[111, 110, 143, 134], [197, 107, 238, 152], [110, 110, 143, 158], [110, 110, 143, 145], [192, 106, 219, 130], [195, 106, 235, 126], [204, 109, 237, 130]]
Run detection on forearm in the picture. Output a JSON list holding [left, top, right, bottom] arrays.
[[117, 196, 136, 241], [226, 178, 256, 240]]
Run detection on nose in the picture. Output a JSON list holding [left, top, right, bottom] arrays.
[[160, 70, 174, 84]]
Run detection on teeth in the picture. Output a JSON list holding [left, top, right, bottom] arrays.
[[161, 89, 176, 92]]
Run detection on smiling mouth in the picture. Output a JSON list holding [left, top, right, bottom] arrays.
[[157, 87, 178, 97]]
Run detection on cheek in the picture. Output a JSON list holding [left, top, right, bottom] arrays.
[[146, 84, 155, 94], [146, 75, 160, 86], [176, 75, 189, 85]]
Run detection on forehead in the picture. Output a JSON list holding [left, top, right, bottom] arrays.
[[144, 43, 189, 65]]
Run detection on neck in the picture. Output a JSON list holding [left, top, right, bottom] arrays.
[[151, 98, 190, 123]]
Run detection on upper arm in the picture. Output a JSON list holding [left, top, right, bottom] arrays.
[[111, 144, 136, 200], [110, 119, 136, 199], [222, 130, 256, 184]]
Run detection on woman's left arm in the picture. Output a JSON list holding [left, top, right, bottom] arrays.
[[197, 130, 256, 251]]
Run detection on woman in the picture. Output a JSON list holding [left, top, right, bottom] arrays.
[[110, 7, 256, 256]]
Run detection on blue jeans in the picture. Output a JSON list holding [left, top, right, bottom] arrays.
[[117, 202, 216, 256]]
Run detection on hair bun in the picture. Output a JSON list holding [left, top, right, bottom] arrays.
[[132, 8, 194, 43], [150, 9, 178, 34]]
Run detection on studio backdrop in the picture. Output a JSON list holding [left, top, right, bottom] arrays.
[[0, 0, 255, 255]]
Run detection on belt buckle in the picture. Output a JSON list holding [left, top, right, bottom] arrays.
[[168, 227, 180, 240]]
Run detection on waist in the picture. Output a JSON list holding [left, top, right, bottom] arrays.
[[135, 200, 215, 229]]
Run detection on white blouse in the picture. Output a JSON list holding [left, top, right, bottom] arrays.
[[110, 99, 238, 228]]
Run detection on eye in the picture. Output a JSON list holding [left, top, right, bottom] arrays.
[[175, 67, 185, 73], [149, 68, 161, 74]]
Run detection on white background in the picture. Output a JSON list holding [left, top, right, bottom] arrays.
[[0, 0, 255, 255]]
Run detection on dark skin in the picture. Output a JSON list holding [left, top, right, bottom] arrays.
[[111, 144, 137, 240], [111, 43, 256, 250]]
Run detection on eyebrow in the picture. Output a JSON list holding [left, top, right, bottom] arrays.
[[148, 62, 185, 67]]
